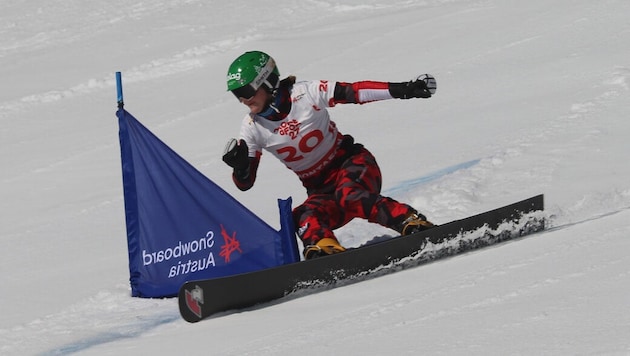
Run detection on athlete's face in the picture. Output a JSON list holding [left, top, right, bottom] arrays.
[[239, 87, 271, 114]]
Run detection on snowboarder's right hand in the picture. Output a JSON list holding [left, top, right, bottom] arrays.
[[389, 74, 437, 99], [222, 138, 249, 170]]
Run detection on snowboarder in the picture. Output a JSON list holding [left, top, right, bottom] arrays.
[[222, 51, 436, 259]]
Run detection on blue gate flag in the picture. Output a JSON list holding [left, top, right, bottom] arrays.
[[117, 108, 299, 298]]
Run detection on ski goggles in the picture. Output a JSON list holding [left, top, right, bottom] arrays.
[[231, 84, 258, 100]]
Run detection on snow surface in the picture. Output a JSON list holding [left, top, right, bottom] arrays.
[[2, 0, 630, 354]]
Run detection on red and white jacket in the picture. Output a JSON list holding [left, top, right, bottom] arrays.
[[234, 79, 394, 190]]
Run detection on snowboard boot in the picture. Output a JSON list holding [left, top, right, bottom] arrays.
[[303, 237, 346, 260], [399, 213, 436, 235]]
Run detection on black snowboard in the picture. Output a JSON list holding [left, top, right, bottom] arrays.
[[179, 194, 544, 322]]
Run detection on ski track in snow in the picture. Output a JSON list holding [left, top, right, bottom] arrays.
[[0, 35, 259, 127], [415, 64, 630, 226], [0, 286, 179, 355]]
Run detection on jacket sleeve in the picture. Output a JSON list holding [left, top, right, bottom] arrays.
[[332, 81, 394, 105]]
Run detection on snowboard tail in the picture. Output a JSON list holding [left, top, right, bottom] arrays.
[[179, 194, 544, 322]]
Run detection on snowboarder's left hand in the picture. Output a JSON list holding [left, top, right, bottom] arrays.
[[389, 74, 437, 99]]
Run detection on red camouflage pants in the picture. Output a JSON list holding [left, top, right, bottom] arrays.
[[293, 146, 415, 246]]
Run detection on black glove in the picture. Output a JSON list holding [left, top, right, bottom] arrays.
[[222, 138, 249, 170], [389, 74, 437, 99]]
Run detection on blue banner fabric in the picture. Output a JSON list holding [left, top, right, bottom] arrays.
[[117, 109, 298, 297]]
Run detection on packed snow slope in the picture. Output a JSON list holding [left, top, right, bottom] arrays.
[[2, 0, 630, 354]]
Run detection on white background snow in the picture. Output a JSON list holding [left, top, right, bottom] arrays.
[[2, 0, 630, 354]]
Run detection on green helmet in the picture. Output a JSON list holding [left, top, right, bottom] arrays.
[[227, 51, 280, 99]]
